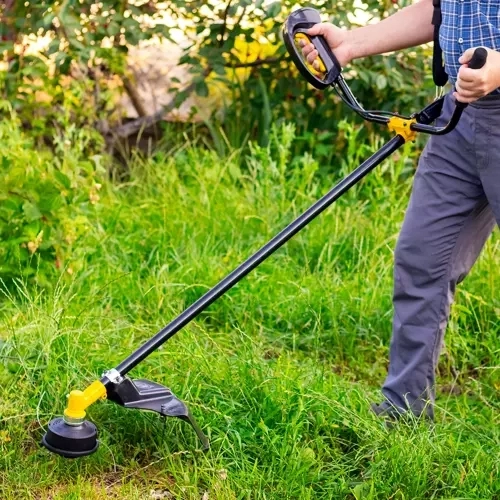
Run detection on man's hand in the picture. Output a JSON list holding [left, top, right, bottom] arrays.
[[454, 47, 500, 103], [299, 23, 354, 70]]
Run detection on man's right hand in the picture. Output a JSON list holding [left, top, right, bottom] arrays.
[[299, 23, 354, 69]]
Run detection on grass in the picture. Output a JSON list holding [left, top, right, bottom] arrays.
[[0, 123, 499, 499]]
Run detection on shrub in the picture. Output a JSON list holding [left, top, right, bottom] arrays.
[[0, 107, 105, 288]]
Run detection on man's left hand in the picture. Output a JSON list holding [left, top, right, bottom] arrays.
[[454, 47, 500, 103]]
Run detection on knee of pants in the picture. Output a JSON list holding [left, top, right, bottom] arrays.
[[395, 200, 496, 291], [394, 225, 447, 290]]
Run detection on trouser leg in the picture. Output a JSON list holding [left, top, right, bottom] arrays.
[[381, 94, 497, 418]]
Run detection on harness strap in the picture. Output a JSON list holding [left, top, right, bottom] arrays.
[[432, 0, 448, 86]]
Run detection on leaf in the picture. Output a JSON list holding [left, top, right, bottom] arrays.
[[1, 197, 21, 213], [123, 18, 139, 30], [128, 5, 143, 16], [265, 1, 282, 18], [174, 90, 190, 108], [195, 80, 209, 97], [67, 35, 86, 51], [56, 53, 73, 74], [212, 63, 226, 76], [39, 192, 63, 213], [42, 13, 55, 29], [47, 38, 61, 56], [54, 170, 71, 190], [376, 74, 387, 90], [107, 21, 120, 36], [1, 155, 10, 170], [179, 54, 199, 65], [7, 362, 21, 374], [22, 202, 42, 222]]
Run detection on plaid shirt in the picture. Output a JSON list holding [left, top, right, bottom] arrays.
[[439, 0, 500, 83]]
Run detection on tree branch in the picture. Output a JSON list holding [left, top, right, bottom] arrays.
[[219, 1, 233, 47], [104, 55, 281, 144], [107, 66, 212, 141], [1, 0, 18, 42], [122, 73, 148, 118], [229, 56, 281, 68]]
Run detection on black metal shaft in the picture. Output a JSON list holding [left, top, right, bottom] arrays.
[[109, 135, 405, 379]]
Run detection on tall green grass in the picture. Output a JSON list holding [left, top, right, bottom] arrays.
[[1, 123, 498, 499]]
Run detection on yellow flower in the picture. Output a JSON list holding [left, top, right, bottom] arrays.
[[0, 430, 11, 443], [27, 241, 37, 254], [27, 230, 44, 254], [89, 192, 100, 204]]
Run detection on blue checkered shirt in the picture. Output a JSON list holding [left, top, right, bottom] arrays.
[[439, 0, 500, 84]]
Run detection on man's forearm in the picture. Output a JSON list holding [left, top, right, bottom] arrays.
[[348, 0, 434, 60]]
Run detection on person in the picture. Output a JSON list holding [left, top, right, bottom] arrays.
[[300, 0, 500, 421]]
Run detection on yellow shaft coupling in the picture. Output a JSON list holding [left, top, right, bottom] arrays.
[[64, 380, 107, 421], [387, 116, 417, 143]]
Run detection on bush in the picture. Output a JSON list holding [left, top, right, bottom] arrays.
[[0, 107, 105, 288], [0, 1, 435, 161]]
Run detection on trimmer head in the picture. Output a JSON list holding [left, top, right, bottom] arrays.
[[40, 375, 209, 459], [41, 417, 99, 458]]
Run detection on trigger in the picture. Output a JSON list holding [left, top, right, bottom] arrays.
[[294, 33, 327, 73]]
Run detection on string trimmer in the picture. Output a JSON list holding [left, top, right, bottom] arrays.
[[41, 7, 487, 458]]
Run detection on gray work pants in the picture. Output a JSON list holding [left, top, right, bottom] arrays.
[[381, 91, 500, 418]]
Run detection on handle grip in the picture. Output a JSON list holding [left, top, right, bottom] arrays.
[[467, 46, 488, 69], [412, 47, 489, 135], [282, 7, 342, 89], [456, 47, 488, 109]]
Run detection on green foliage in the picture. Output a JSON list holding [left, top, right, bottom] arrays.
[[0, 1, 171, 146], [0, 0, 442, 292], [169, 0, 435, 151], [0, 126, 498, 498], [0, 0, 437, 159], [1, 1, 170, 71], [0, 110, 105, 287]]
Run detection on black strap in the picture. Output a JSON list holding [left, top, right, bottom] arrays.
[[432, 0, 448, 86]]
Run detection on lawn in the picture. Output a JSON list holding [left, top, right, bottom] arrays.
[[1, 124, 498, 499]]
